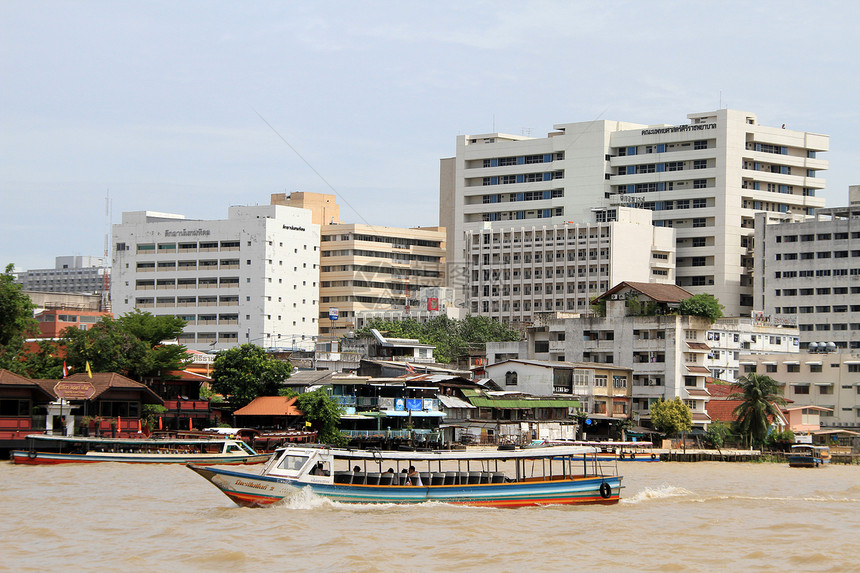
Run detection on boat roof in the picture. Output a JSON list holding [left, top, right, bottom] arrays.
[[274, 444, 601, 461], [25, 434, 240, 446]]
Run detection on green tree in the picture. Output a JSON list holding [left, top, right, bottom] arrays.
[[61, 311, 189, 381], [21, 340, 65, 379], [650, 397, 692, 437], [117, 310, 189, 381], [730, 373, 787, 447], [0, 264, 38, 374], [354, 315, 521, 364], [705, 420, 733, 451], [294, 388, 347, 446], [678, 293, 724, 322], [211, 344, 292, 409]]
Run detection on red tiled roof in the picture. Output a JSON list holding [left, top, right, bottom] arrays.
[[685, 387, 711, 397], [65, 372, 163, 403], [233, 396, 302, 417]]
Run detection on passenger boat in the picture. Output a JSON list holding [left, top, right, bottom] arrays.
[[787, 444, 831, 468], [526, 440, 661, 462], [187, 444, 622, 508], [10, 434, 270, 465]]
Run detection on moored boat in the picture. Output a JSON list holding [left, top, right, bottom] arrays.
[[11, 434, 269, 465], [187, 443, 622, 508], [787, 444, 830, 468]]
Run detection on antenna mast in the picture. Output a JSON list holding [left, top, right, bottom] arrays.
[[101, 190, 112, 312]]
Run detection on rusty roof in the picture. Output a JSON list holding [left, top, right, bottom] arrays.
[[597, 281, 694, 304], [233, 396, 303, 417]]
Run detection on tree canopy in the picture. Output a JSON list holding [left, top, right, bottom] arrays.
[[0, 264, 38, 374], [678, 293, 724, 322], [729, 373, 787, 447], [211, 344, 292, 409], [62, 311, 189, 381], [294, 388, 346, 446], [650, 397, 692, 436], [353, 315, 521, 364]]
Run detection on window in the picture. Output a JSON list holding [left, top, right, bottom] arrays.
[[793, 385, 810, 395]]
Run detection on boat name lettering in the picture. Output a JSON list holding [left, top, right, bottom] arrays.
[[235, 479, 272, 491]]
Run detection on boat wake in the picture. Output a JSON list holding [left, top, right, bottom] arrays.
[[621, 485, 693, 504]]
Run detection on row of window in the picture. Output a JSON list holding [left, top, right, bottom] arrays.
[[481, 208, 564, 222], [776, 286, 860, 296], [477, 152, 564, 168], [481, 189, 564, 203], [321, 234, 442, 249], [615, 141, 709, 156], [481, 171, 564, 185], [775, 251, 860, 261], [616, 159, 709, 175], [775, 268, 860, 278], [776, 232, 860, 243], [615, 179, 709, 194], [133, 241, 240, 252]]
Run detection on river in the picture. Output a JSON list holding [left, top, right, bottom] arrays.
[[1, 460, 857, 572]]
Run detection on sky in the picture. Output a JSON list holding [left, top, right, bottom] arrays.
[[2, 1, 859, 272]]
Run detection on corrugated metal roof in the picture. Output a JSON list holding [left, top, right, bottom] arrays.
[[468, 397, 581, 409], [438, 395, 476, 409], [598, 281, 693, 304]]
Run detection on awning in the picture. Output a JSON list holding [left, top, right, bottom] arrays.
[[805, 361, 822, 365], [692, 413, 712, 422], [761, 361, 777, 365], [686, 366, 711, 374], [686, 342, 711, 350], [739, 361, 757, 365], [813, 382, 833, 386], [789, 382, 811, 386], [843, 361, 860, 365], [783, 361, 800, 365], [685, 388, 711, 397], [340, 414, 376, 420], [377, 410, 446, 418]]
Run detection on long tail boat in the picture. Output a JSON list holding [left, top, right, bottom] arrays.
[[188, 444, 622, 508], [11, 434, 270, 465]]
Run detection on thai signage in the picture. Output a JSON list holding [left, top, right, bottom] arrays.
[[751, 311, 797, 327], [640, 123, 717, 135], [53, 381, 96, 400], [164, 229, 211, 237]]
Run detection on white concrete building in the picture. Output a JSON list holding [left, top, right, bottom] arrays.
[[441, 109, 828, 317], [703, 317, 800, 383], [16, 256, 108, 295], [742, 351, 860, 431], [463, 207, 674, 323], [753, 205, 860, 351], [112, 206, 320, 351], [486, 282, 715, 428]]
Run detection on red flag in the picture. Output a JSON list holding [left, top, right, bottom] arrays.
[[158, 416, 163, 430], [137, 419, 142, 433], [188, 417, 193, 431], [62, 361, 68, 379], [117, 416, 121, 432]]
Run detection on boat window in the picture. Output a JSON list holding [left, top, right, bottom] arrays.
[[278, 455, 309, 472]]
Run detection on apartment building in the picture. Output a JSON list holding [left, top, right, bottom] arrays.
[[753, 204, 860, 350], [441, 109, 828, 317], [112, 206, 320, 351], [16, 256, 108, 295], [318, 224, 447, 337], [463, 206, 674, 323], [703, 317, 800, 383], [742, 352, 860, 430], [486, 282, 715, 428]]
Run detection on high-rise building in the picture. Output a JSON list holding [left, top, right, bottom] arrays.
[[318, 223, 447, 338], [112, 206, 320, 351], [15, 256, 108, 295], [753, 203, 860, 350], [463, 207, 674, 324], [441, 109, 829, 317]]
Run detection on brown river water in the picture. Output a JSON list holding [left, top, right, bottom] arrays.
[[1, 460, 858, 572]]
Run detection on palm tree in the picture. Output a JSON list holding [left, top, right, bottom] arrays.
[[729, 373, 787, 447]]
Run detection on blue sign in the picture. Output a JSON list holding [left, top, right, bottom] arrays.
[[328, 307, 339, 321], [394, 398, 405, 411], [406, 399, 423, 411]]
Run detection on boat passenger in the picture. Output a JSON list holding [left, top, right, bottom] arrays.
[[385, 467, 395, 474], [407, 466, 423, 486], [353, 465, 361, 473], [310, 462, 327, 476]]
